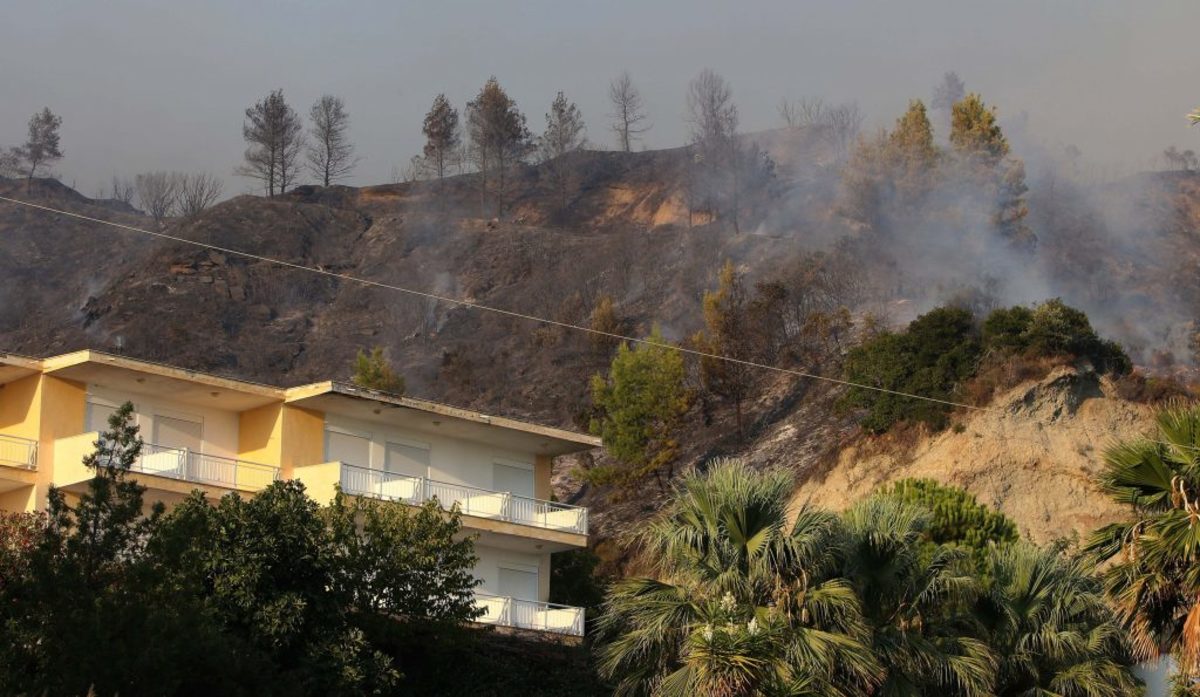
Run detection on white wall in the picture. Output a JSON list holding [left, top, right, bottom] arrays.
[[323, 413, 535, 495], [85, 385, 240, 459]]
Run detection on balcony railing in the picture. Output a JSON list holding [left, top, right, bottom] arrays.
[[339, 463, 588, 535], [129, 442, 280, 492], [0, 434, 37, 470], [474, 592, 584, 637]]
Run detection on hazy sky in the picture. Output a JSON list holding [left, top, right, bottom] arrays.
[[3, 0, 1197, 195]]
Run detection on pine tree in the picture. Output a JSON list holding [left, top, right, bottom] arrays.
[[886, 100, 938, 204], [466, 77, 531, 217], [950, 93, 1033, 246], [693, 260, 756, 439], [422, 94, 460, 180], [538, 91, 587, 212], [351, 347, 406, 395], [17, 107, 63, 192]]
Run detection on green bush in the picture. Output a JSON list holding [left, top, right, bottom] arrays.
[[842, 306, 981, 433], [881, 478, 1018, 556], [845, 300, 1131, 433]]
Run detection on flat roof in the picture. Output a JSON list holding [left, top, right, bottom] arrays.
[[4, 349, 599, 454]]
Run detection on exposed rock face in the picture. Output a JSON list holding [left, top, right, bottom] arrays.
[[793, 367, 1150, 544]]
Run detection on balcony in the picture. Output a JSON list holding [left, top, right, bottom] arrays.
[[338, 463, 588, 535], [474, 592, 584, 637], [0, 434, 37, 470], [130, 442, 280, 492], [53, 432, 280, 496]]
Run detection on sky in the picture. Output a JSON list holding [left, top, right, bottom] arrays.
[[3, 0, 1198, 195]]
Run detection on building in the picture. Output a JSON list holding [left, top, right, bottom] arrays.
[[0, 350, 598, 637]]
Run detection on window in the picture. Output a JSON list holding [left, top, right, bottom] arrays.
[[493, 461, 534, 498], [498, 566, 539, 602], [326, 429, 370, 467], [155, 415, 202, 452], [85, 399, 120, 434], [385, 441, 429, 477]]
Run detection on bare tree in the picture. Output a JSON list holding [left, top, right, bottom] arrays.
[[608, 71, 649, 152], [422, 94, 460, 180], [466, 77, 531, 217], [539, 91, 587, 211], [306, 95, 357, 186], [177, 173, 223, 218], [825, 102, 865, 162], [135, 171, 181, 228], [238, 89, 305, 196], [0, 148, 23, 178], [686, 69, 740, 230], [109, 176, 135, 205], [17, 107, 63, 192], [777, 97, 826, 128]]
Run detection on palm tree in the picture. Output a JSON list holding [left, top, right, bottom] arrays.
[[595, 459, 879, 696], [839, 497, 995, 696], [1086, 403, 1200, 685], [977, 542, 1140, 696]]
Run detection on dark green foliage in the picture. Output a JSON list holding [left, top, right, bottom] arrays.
[[844, 300, 1131, 433], [549, 548, 606, 620], [984, 298, 1131, 374], [842, 306, 981, 432], [882, 479, 1018, 567], [353, 346, 407, 395], [0, 404, 511, 696], [325, 492, 481, 622]]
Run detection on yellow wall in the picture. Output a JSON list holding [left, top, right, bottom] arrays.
[[292, 460, 342, 505], [0, 374, 41, 439], [238, 404, 283, 465], [280, 405, 325, 478]]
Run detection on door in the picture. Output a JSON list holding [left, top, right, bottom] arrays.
[[498, 566, 540, 602], [385, 441, 429, 478], [493, 462, 534, 498]]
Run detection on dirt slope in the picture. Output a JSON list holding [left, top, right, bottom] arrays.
[[792, 366, 1150, 544]]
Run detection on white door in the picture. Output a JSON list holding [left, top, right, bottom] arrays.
[[326, 430, 370, 467], [385, 441, 429, 478], [498, 566, 540, 602], [493, 462, 534, 498]]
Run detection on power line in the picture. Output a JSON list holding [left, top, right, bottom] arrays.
[[0, 193, 997, 414], [1, 193, 1196, 455]]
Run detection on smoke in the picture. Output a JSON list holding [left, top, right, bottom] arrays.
[[752, 114, 1199, 372]]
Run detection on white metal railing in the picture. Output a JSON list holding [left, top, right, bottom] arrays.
[[128, 442, 280, 491], [0, 434, 37, 470], [474, 592, 584, 637], [338, 463, 588, 535]]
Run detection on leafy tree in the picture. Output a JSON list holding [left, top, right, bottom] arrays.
[[840, 497, 995, 695], [842, 306, 982, 433], [306, 94, 358, 186], [353, 346, 407, 395], [976, 542, 1140, 696], [135, 170, 181, 228], [931, 71, 967, 115], [588, 328, 690, 489], [0, 511, 43, 593], [466, 77, 531, 217], [1086, 403, 1200, 683], [16, 107, 63, 192], [595, 460, 879, 695], [325, 492, 480, 622], [155, 483, 398, 695], [588, 294, 624, 352], [549, 548, 607, 623], [422, 93, 460, 180], [686, 69, 741, 230], [950, 94, 1032, 246], [886, 100, 939, 205], [693, 260, 756, 439]]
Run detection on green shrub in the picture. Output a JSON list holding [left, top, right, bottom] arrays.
[[882, 478, 1019, 554], [982, 299, 1131, 375], [842, 306, 981, 433]]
